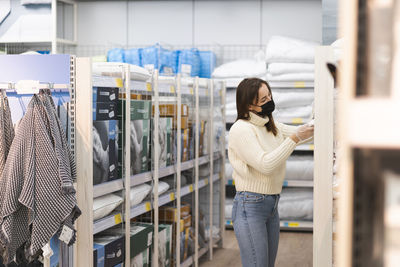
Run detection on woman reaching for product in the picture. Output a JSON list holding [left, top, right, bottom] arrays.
[[228, 78, 314, 267]]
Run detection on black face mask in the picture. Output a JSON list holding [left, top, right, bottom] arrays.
[[257, 100, 275, 117]]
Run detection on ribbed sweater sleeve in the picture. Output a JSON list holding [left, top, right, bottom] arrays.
[[229, 123, 297, 176]]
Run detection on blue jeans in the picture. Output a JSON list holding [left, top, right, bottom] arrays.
[[232, 191, 280, 267]]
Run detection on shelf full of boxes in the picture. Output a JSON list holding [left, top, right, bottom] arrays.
[[74, 60, 226, 267]]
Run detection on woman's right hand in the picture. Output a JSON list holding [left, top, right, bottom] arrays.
[[292, 124, 314, 142]]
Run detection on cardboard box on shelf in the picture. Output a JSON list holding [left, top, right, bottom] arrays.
[[118, 119, 150, 176], [182, 215, 191, 229], [153, 104, 189, 117], [93, 87, 119, 104], [151, 118, 172, 168], [93, 102, 118, 121], [159, 203, 191, 223], [93, 234, 124, 267], [93, 120, 119, 185], [119, 93, 152, 101], [172, 116, 189, 130]]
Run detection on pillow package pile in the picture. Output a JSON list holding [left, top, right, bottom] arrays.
[[106, 45, 216, 78], [265, 35, 318, 83]]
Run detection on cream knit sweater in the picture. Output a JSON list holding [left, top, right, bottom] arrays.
[[228, 112, 301, 194]]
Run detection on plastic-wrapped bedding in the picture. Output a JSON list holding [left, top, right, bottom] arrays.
[[285, 155, 314, 180], [225, 198, 234, 219], [265, 36, 318, 63], [92, 62, 151, 81], [107, 48, 125, 63], [93, 194, 123, 221], [160, 50, 179, 75], [212, 59, 267, 79], [278, 188, 313, 220], [267, 72, 314, 82], [226, 89, 236, 105], [178, 48, 201, 77], [151, 181, 170, 196], [130, 183, 152, 207], [268, 63, 314, 76], [272, 90, 314, 109], [125, 48, 141, 66], [274, 105, 312, 120]]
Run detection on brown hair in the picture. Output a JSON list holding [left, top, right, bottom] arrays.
[[236, 78, 278, 136]]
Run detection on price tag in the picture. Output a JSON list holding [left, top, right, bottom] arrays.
[[292, 118, 303, 124], [115, 78, 123, 88], [170, 85, 175, 93], [205, 178, 209, 185], [146, 83, 152, 92], [145, 202, 151, 211], [170, 193, 175, 201], [114, 213, 122, 224], [309, 144, 315, 150], [189, 185, 193, 192], [294, 81, 306, 88], [59, 225, 74, 244], [288, 222, 300, 227], [189, 88, 194, 95], [181, 64, 192, 75]]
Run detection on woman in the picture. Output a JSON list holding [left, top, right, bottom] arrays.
[[228, 78, 313, 267]]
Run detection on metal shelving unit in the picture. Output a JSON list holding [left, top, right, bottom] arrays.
[[75, 61, 226, 267], [224, 79, 315, 232]]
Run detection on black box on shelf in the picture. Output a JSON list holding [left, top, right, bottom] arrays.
[[93, 87, 119, 104], [93, 120, 119, 185], [93, 234, 124, 267], [93, 102, 118, 121]]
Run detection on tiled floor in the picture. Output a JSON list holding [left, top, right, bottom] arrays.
[[199, 229, 313, 267]]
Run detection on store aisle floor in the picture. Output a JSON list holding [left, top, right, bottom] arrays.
[[200, 229, 313, 267]]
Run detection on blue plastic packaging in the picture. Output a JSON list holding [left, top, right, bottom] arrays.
[[199, 51, 217, 78], [107, 48, 125, 63], [141, 45, 159, 70], [178, 49, 201, 77], [125, 48, 141, 66], [159, 50, 179, 75]]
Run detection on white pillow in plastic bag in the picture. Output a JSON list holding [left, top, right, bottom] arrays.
[[93, 194, 123, 221], [92, 62, 151, 81], [274, 105, 312, 120], [268, 63, 314, 76], [279, 188, 313, 220], [273, 90, 314, 109], [225, 162, 233, 180], [285, 155, 314, 180], [130, 183, 152, 207], [212, 59, 267, 79], [266, 36, 318, 63], [151, 181, 170, 195], [267, 72, 314, 82], [21, 0, 51, 4], [199, 164, 210, 177]]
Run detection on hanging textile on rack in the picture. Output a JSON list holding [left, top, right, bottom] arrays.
[[0, 90, 14, 178], [0, 92, 81, 264]]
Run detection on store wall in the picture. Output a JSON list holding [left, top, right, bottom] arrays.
[[77, 0, 322, 46]]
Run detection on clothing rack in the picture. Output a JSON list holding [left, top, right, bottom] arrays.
[[0, 54, 75, 267], [0, 81, 70, 92]]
